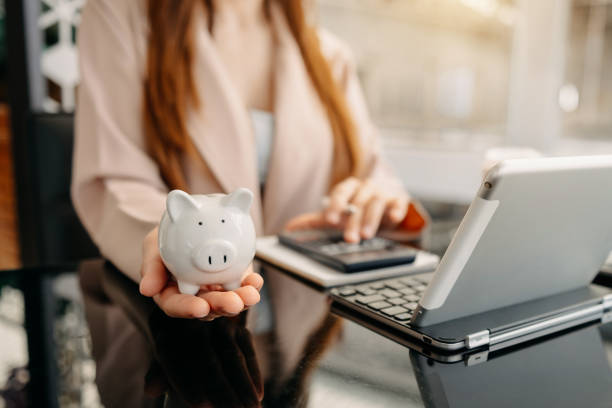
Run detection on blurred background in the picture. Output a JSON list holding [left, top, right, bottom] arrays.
[[317, 0, 612, 201], [0, 0, 610, 406]]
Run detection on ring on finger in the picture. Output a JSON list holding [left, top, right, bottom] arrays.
[[345, 203, 359, 215], [321, 196, 360, 215]]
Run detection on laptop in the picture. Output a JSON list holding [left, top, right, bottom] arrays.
[[331, 155, 612, 351]]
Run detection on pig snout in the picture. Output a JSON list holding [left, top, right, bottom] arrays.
[[192, 239, 237, 273]]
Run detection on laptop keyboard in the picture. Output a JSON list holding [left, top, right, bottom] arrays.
[[331, 274, 433, 324]]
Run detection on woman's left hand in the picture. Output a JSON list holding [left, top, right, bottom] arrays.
[[139, 227, 263, 320], [285, 177, 409, 243]]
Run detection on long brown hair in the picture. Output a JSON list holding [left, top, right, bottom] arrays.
[[144, 0, 362, 191]]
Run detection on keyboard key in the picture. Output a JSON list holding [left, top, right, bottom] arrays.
[[395, 313, 412, 321], [403, 295, 420, 302], [369, 281, 386, 289], [404, 302, 419, 310], [380, 289, 401, 299], [381, 306, 409, 316], [357, 287, 377, 296], [368, 301, 393, 310], [355, 294, 385, 305], [399, 287, 416, 295], [413, 285, 428, 292], [385, 281, 406, 290], [414, 275, 433, 283], [388, 297, 405, 305], [338, 287, 356, 296], [399, 276, 418, 286]]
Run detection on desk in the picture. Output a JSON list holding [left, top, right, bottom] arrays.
[[4, 212, 612, 407], [91, 257, 612, 408]]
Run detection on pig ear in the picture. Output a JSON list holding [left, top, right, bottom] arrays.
[[221, 188, 253, 213], [166, 190, 199, 222]]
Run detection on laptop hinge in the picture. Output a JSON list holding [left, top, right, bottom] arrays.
[[465, 330, 490, 349], [601, 294, 612, 323]]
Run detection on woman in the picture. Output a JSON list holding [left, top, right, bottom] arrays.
[[72, 0, 426, 404]]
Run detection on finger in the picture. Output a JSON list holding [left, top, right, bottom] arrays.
[[344, 183, 375, 242], [284, 212, 329, 231], [349, 181, 375, 209], [139, 256, 167, 297], [234, 286, 261, 307], [155, 285, 210, 318], [385, 196, 409, 227], [343, 211, 363, 243], [361, 196, 387, 239], [139, 229, 168, 297], [200, 291, 244, 316], [242, 273, 264, 291], [325, 177, 360, 224]]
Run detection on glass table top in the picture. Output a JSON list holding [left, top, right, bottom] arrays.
[[2, 206, 612, 407]]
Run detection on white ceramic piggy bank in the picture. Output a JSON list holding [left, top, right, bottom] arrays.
[[158, 188, 256, 295]]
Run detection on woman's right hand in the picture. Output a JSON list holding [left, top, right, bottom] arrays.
[[139, 227, 264, 319]]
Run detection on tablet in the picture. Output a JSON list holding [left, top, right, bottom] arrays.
[[414, 155, 612, 326]]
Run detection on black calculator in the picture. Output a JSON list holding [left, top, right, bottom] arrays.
[[278, 229, 417, 273]]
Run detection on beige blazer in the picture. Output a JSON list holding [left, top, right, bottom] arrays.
[[72, 0, 403, 283], [72, 0, 409, 396]]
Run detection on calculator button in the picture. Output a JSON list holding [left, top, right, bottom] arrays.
[[356, 294, 385, 305], [361, 238, 389, 251], [399, 287, 416, 295], [339, 243, 362, 254], [368, 301, 393, 310], [381, 306, 409, 316], [388, 297, 405, 305], [319, 245, 333, 253], [380, 289, 401, 298], [338, 287, 356, 296], [395, 313, 412, 321]]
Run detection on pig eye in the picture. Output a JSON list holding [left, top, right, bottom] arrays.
[[221, 219, 225, 223], [198, 221, 203, 226]]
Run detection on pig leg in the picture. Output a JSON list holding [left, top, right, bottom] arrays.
[[223, 280, 241, 291], [177, 281, 200, 295]]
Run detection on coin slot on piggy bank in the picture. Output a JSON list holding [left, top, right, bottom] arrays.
[[158, 188, 256, 295]]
